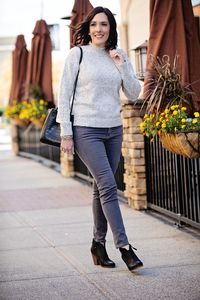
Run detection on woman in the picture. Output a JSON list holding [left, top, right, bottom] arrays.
[[57, 6, 143, 272]]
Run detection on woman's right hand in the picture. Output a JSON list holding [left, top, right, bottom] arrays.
[[61, 137, 74, 155]]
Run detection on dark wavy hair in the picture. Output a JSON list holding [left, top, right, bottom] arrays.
[[73, 7, 118, 51]]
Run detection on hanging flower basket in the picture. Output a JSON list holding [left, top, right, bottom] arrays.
[[159, 131, 200, 158]]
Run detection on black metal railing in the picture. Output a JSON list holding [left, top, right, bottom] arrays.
[[145, 136, 200, 229], [17, 126, 60, 164], [74, 153, 125, 191]]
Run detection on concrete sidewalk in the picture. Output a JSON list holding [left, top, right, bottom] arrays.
[[0, 136, 200, 299]]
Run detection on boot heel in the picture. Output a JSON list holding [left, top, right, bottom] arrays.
[[90, 239, 115, 268], [92, 254, 99, 265]]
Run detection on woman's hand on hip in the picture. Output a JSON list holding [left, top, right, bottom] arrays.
[[109, 49, 125, 65], [61, 137, 74, 155]]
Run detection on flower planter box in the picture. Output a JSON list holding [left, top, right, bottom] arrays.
[[32, 118, 45, 129]]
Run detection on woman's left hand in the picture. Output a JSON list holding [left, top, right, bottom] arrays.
[[109, 49, 125, 65]]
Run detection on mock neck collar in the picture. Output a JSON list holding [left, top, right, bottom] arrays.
[[89, 42, 105, 51]]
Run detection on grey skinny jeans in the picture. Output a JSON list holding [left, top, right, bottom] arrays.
[[73, 125, 129, 249]]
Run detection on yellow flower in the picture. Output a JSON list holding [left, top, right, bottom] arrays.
[[156, 122, 160, 127], [164, 109, 169, 114], [170, 105, 176, 110], [173, 110, 178, 116], [181, 118, 186, 123], [140, 122, 146, 131], [192, 119, 198, 124], [194, 112, 199, 118], [181, 107, 187, 111], [144, 114, 148, 119], [150, 114, 155, 119], [161, 123, 166, 128], [181, 125, 186, 129]]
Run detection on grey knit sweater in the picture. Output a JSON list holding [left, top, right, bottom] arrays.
[[57, 43, 141, 136]]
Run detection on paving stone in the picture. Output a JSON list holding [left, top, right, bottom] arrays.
[[0, 247, 78, 282], [0, 185, 92, 212], [35, 222, 93, 247], [0, 227, 48, 250], [17, 206, 93, 226], [0, 156, 74, 191], [0, 275, 108, 300], [0, 212, 25, 229], [86, 265, 200, 300]]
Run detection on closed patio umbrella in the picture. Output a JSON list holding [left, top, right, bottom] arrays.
[[9, 35, 28, 104], [25, 19, 54, 106], [70, 0, 93, 48], [144, 0, 200, 111]]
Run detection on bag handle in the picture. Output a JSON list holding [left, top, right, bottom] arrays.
[[70, 46, 83, 116]]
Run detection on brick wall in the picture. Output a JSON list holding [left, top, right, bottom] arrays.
[[122, 101, 147, 210]]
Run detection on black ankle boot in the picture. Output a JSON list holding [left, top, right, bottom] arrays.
[[91, 239, 115, 268], [119, 244, 143, 272]]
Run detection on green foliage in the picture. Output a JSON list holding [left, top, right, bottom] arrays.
[[140, 105, 200, 139]]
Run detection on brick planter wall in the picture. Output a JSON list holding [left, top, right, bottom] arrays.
[[121, 100, 147, 210], [10, 124, 19, 155], [60, 152, 75, 177]]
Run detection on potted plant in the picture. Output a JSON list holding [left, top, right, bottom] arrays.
[[28, 99, 48, 129], [4, 101, 29, 127]]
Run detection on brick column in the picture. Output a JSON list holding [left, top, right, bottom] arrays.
[[10, 124, 19, 155], [121, 100, 147, 210], [60, 152, 75, 177]]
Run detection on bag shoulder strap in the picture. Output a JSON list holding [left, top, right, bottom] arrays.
[[70, 46, 83, 115]]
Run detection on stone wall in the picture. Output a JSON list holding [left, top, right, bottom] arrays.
[[60, 153, 74, 177], [10, 124, 19, 155], [121, 101, 147, 210]]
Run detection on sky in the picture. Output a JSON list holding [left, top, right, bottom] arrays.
[[0, 0, 121, 38]]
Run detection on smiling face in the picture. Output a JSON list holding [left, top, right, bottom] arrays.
[[89, 12, 110, 48]]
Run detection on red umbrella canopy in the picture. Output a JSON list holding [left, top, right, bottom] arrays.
[[9, 35, 28, 104], [25, 19, 54, 106], [70, 0, 93, 48], [144, 0, 200, 111]]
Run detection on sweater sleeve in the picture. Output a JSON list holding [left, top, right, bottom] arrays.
[[116, 49, 141, 101], [56, 47, 81, 136]]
